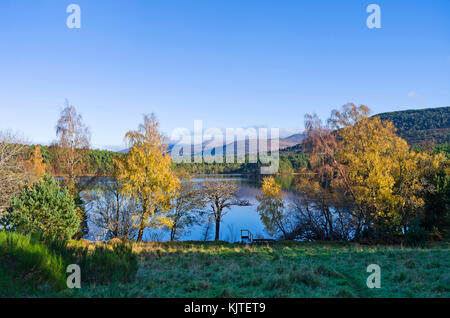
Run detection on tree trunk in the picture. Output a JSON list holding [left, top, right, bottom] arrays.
[[170, 227, 176, 241], [114, 197, 120, 238], [137, 204, 147, 242], [137, 216, 145, 242], [137, 228, 144, 242], [215, 218, 221, 241]]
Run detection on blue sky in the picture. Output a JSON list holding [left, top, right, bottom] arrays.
[[0, 0, 449, 149]]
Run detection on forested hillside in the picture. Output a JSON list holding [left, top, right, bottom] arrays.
[[375, 106, 450, 145]]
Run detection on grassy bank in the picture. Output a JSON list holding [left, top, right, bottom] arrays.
[[0, 231, 67, 296], [0, 232, 138, 297], [1, 234, 449, 298]]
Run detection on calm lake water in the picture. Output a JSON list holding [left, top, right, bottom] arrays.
[[83, 174, 297, 242]]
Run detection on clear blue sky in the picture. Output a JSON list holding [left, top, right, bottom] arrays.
[[0, 0, 449, 149]]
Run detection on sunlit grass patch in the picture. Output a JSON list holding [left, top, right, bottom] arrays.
[[0, 231, 67, 296], [2, 237, 449, 298]]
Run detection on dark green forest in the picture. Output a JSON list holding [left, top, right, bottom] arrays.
[[375, 106, 450, 145]]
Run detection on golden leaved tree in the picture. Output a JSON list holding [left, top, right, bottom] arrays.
[[301, 103, 449, 239], [114, 114, 180, 242], [331, 104, 427, 233], [27, 145, 47, 181]]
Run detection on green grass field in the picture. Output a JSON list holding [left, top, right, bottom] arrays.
[[1, 234, 449, 298], [72, 241, 449, 298]]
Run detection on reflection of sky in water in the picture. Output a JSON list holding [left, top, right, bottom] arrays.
[[85, 175, 296, 242]]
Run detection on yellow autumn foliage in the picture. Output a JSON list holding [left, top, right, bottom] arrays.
[[114, 114, 180, 241], [333, 105, 445, 230], [26, 145, 47, 182], [261, 177, 282, 199]]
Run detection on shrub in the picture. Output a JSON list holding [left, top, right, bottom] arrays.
[[405, 219, 429, 247], [2, 175, 81, 240]]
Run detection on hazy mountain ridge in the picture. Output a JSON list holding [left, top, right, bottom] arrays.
[[167, 133, 306, 157], [114, 107, 449, 153]]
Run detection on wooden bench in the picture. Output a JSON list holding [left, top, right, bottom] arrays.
[[240, 230, 275, 244], [240, 229, 253, 243]]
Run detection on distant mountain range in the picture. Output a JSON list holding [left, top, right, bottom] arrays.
[[115, 106, 449, 154], [167, 133, 305, 157]]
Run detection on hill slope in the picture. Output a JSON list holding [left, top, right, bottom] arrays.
[[375, 106, 450, 145]]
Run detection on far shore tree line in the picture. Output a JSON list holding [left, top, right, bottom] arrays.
[[0, 101, 449, 244], [0, 101, 252, 242]]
